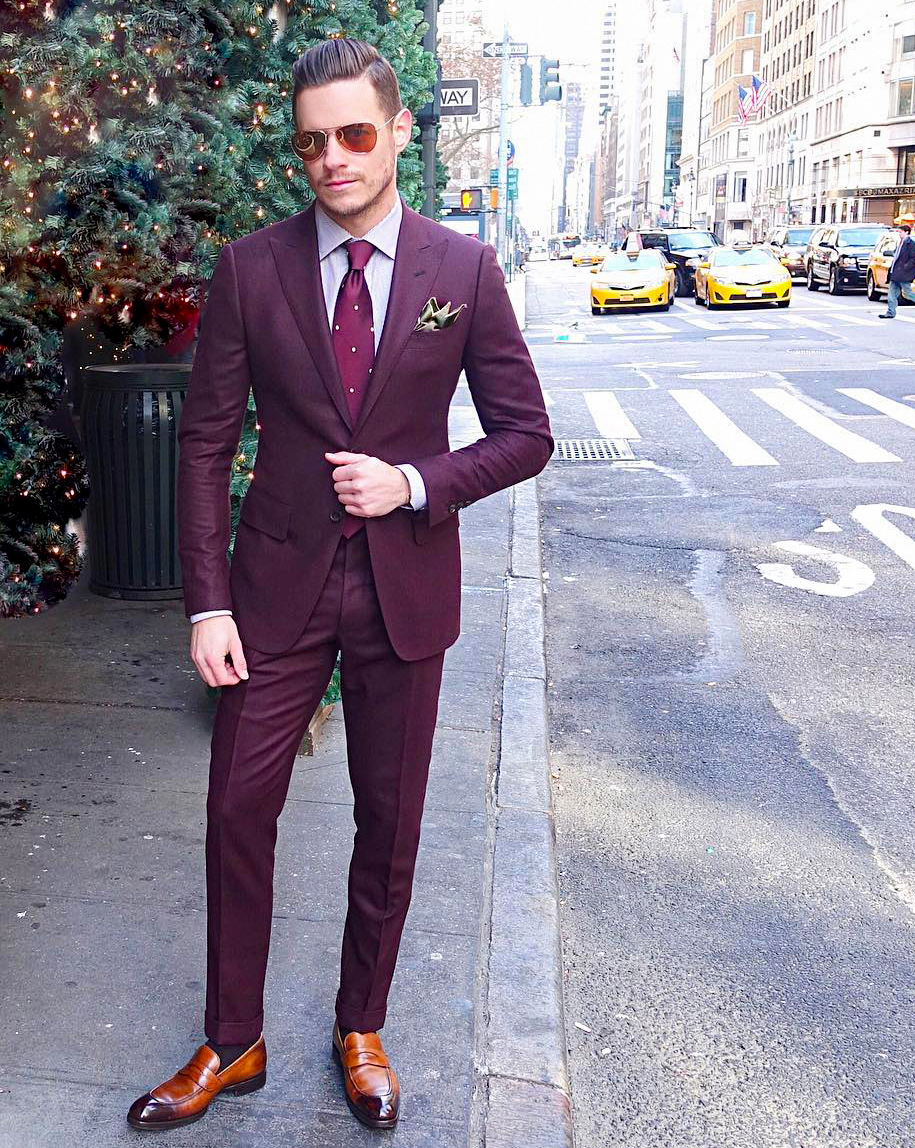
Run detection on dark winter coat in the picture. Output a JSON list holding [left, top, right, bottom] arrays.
[[889, 234, 915, 283]]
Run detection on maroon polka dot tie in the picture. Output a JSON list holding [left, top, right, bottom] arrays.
[[332, 239, 375, 537]]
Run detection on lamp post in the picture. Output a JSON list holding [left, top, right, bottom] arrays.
[[786, 130, 796, 224]]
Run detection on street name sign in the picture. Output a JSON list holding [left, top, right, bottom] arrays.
[[482, 41, 528, 58], [439, 78, 479, 117]]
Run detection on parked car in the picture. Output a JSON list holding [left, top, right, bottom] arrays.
[[804, 223, 891, 294], [694, 245, 792, 308], [637, 228, 722, 296], [588, 248, 677, 313], [765, 225, 815, 277], [866, 232, 902, 301]]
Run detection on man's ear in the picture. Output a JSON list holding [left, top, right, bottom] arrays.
[[393, 107, 413, 156]]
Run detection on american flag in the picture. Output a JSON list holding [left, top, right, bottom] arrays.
[[750, 74, 774, 112], [736, 83, 753, 123]]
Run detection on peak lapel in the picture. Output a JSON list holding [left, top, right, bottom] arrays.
[[352, 204, 447, 438], [269, 205, 352, 431]]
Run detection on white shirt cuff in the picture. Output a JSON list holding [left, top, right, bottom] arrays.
[[394, 463, 427, 511], [190, 609, 233, 624]]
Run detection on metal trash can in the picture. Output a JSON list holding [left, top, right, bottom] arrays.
[[81, 364, 189, 599]]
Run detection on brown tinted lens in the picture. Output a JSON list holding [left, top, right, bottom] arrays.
[[294, 130, 326, 160], [338, 122, 377, 153]]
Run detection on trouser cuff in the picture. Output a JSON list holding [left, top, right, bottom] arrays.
[[335, 1000, 387, 1033], [204, 1010, 264, 1045]]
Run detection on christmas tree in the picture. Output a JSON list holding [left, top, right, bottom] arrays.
[[1, 0, 437, 628]]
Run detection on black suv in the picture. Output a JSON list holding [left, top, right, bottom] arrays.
[[638, 229, 721, 296], [804, 223, 891, 294]]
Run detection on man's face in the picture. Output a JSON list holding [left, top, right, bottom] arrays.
[[295, 76, 412, 219]]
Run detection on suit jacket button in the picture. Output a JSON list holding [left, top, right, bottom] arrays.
[[330, 510, 343, 522]]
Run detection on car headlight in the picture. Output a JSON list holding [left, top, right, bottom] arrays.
[[591, 279, 609, 289], [840, 254, 856, 266], [712, 274, 735, 286]]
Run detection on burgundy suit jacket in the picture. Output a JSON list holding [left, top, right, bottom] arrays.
[[176, 197, 553, 661]]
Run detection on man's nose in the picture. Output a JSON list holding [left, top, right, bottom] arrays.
[[322, 131, 350, 167]]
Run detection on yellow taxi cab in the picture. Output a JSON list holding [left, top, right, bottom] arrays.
[[589, 248, 677, 313], [572, 244, 604, 267], [694, 244, 791, 308], [866, 232, 905, 302]]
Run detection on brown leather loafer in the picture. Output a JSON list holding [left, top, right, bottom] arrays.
[[332, 1022, 400, 1129], [126, 1034, 266, 1130]]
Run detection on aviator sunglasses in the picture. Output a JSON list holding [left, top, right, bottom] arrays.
[[291, 112, 399, 162]]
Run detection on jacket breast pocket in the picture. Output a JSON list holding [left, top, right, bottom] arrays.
[[238, 486, 292, 540]]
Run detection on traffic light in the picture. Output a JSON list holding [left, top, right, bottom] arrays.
[[459, 188, 483, 211], [520, 63, 533, 106], [490, 187, 499, 209], [540, 58, 561, 103]]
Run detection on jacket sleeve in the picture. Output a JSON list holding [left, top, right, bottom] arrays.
[[176, 243, 251, 619], [411, 242, 554, 528]]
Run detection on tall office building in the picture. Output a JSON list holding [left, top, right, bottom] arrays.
[[750, 0, 817, 236]]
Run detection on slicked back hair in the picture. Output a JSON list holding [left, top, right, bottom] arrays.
[[291, 39, 403, 131]]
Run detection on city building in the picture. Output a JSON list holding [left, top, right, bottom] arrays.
[[676, 0, 716, 226], [636, 0, 686, 228], [809, 0, 915, 225], [750, 0, 817, 237], [695, 0, 763, 240]]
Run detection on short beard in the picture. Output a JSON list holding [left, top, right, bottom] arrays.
[[313, 150, 396, 220]]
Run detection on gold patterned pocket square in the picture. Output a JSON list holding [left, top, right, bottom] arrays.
[[414, 296, 467, 332]]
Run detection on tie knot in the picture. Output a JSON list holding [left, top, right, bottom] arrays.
[[346, 239, 374, 272]]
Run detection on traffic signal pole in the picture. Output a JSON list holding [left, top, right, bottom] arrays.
[[496, 22, 511, 277]]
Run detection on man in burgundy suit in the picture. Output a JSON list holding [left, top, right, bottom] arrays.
[[127, 39, 552, 1133]]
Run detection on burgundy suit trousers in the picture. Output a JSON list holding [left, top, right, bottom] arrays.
[[203, 526, 445, 1041]]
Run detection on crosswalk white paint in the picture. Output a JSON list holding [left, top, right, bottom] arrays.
[[669, 389, 780, 466], [752, 389, 902, 463], [838, 388, 915, 429], [584, 392, 641, 440]]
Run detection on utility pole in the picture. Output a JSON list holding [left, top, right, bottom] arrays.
[[786, 131, 796, 225], [496, 21, 511, 277], [418, 0, 441, 218]]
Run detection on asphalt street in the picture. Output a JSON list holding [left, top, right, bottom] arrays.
[[528, 258, 915, 1147]]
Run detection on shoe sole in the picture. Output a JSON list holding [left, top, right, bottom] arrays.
[[126, 1071, 267, 1130], [331, 1041, 398, 1130]]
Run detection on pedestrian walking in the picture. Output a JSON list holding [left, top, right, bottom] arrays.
[[879, 222, 915, 318], [126, 38, 552, 1134]]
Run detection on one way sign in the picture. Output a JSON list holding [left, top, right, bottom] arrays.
[[439, 78, 479, 117]]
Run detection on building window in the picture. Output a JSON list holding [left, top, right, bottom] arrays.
[[737, 127, 749, 157], [896, 78, 915, 117], [903, 33, 915, 57], [742, 48, 754, 73], [744, 11, 757, 34], [734, 172, 748, 201], [899, 147, 915, 182]]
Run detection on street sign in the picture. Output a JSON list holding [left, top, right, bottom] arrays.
[[482, 41, 528, 58], [507, 139, 515, 166], [489, 168, 518, 199], [439, 78, 479, 117]]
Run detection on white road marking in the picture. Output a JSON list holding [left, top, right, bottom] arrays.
[[708, 334, 770, 341], [831, 312, 882, 327], [608, 333, 673, 340], [757, 541, 874, 597], [584, 392, 641, 440], [669, 390, 779, 466], [676, 313, 720, 330], [814, 519, 843, 533], [852, 504, 915, 571], [838, 388, 915, 429], [752, 389, 902, 463]]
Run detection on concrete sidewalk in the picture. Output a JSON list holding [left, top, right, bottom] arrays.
[[0, 403, 571, 1146]]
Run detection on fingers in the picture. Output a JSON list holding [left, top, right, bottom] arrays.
[[228, 634, 249, 681]]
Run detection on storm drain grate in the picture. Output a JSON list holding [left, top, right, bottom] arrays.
[[553, 438, 636, 462]]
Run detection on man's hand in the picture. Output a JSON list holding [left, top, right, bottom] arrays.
[[190, 615, 249, 687], [325, 452, 411, 518]]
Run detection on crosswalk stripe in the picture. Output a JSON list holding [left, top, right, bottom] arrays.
[[584, 392, 641, 440], [838, 388, 915, 428], [675, 312, 720, 330], [670, 390, 779, 466], [830, 312, 882, 327], [752, 389, 902, 462]]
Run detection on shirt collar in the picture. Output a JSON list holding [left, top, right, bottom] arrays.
[[315, 193, 403, 262]]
